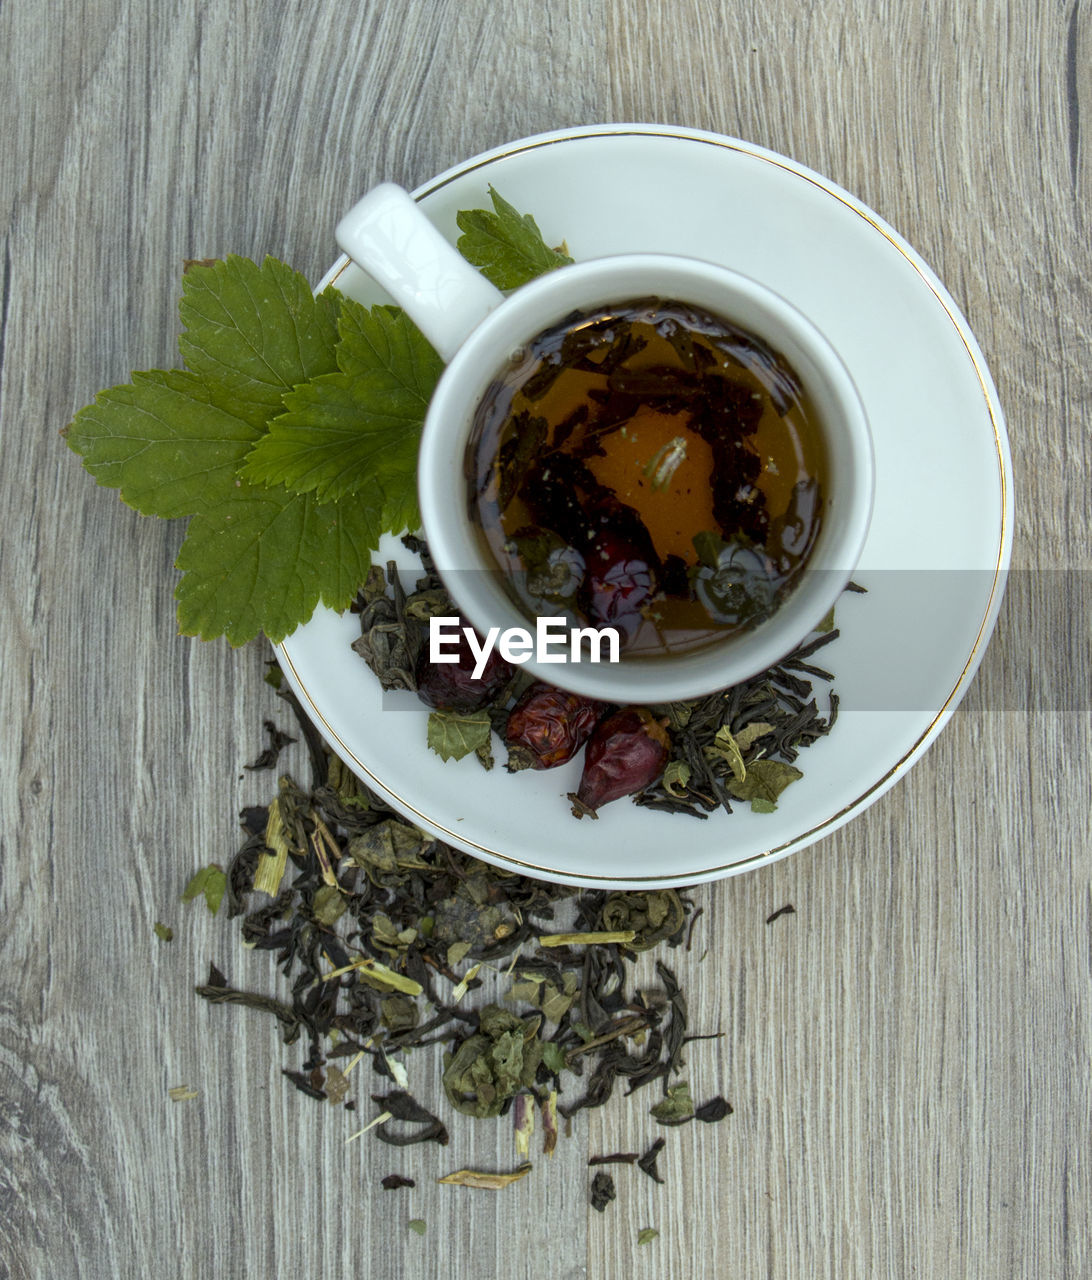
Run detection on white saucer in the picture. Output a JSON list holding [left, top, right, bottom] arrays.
[[276, 125, 1012, 889]]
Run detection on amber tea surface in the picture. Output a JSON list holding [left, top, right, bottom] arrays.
[[465, 297, 828, 658]]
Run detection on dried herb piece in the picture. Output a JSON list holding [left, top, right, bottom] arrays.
[[637, 1228, 659, 1246], [588, 1153, 639, 1166], [442, 1005, 543, 1118], [426, 709, 493, 763], [590, 1171, 617, 1211], [168, 1085, 198, 1102], [154, 922, 174, 942], [182, 865, 227, 916], [766, 903, 796, 924], [637, 1137, 667, 1184], [726, 759, 803, 811], [407, 1219, 427, 1235], [195, 962, 301, 1043], [244, 720, 297, 771], [513, 1092, 535, 1156], [599, 890, 686, 952], [381, 1174, 416, 1190], [695, 1096, 733, 1123], [541, 1091, 558, 1156], [437, 1163, 532, 1189], [371, 1091, 450, 1147], [650, 1082, 695, 1125]]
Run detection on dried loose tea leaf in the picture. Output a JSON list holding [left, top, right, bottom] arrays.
[[371, 1091, 450, 1147], [590, 1171, 616, 1212], [695, 1096, 733, 1123], [244, 720, 297, 771], [381, 1175, 415, 1190], [637, 1227, 659, 1246], [637, 1137, 666, 1184], [442, 1005, 543, 1118], [182, 865, 227, 916], [426, 709, 492, 762], [154, 922, 174, 942], [766, 903, 796, 924], [168, 1085, 198, 1102], [407, 1218, 427, 1235], [650, 1081, 695, 1125], [437, 1163, 532, 1189], [727, 759, 803, 810]]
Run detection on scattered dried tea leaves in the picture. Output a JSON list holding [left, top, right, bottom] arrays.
[[198, 703, 735, 1203], [182, 864, 227, 916], [154, 922, 174, 943], [381, 1174, 415, 1190], [358, 539, 850, 820], [637, 1227, 660, 1246], [168, 1085, 198, 1102], [437, 1163, 532, 1189]]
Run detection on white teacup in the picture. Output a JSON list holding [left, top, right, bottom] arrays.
[[337, 184, 873, 703]]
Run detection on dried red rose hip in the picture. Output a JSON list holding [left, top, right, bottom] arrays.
[[573, 708, 671, 815], [414, 620, 513, 712], [505, 683, 603, 772]]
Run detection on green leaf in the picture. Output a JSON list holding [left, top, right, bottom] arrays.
[[179, 256, 341, 422], [181, 864, 227, 916], [650, 1082, 695, 1125], [726, 759, 804, 811], [456, 186, 573, 289], [637, 1228, 659, 1247], [174, 489, 380, 645], [541, 1042, 567, 1076], [242, 301, 441, 512], [662, 760, 691, 798], [153, 922, 174, 942], [312, 885, 347, 927], [407, 1219, 427, 1237], [733, 721, 774, 751], [710, 726, 747, 782], [426, 710, 492, 763], [64, 369, 263, 517]]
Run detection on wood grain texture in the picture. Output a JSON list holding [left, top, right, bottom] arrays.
[[1, 0, 1089, 1277]]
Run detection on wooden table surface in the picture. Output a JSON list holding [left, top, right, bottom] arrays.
[[2, 2, 1089, 1277]]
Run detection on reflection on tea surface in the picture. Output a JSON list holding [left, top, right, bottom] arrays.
[[466, 298, 827, 658]]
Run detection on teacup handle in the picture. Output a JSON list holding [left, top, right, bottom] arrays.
[[335, 184, 504, 362]]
